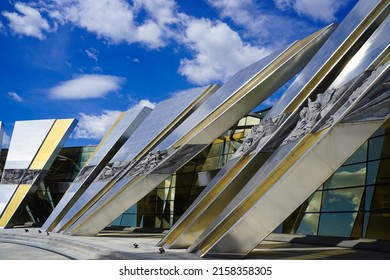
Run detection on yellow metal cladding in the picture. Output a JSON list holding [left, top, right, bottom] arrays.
[[30, 119, 75, 170], [0, 184, 30, 226], [172, 25, 332, 149], [198, 130, 324, 254]]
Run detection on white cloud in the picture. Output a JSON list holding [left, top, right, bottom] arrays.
[[49, 74, 124, 99], [179, 18, 270, 85], [134, 0, 177, 26], [132, 99, 156, 110], [7, 91, 24, 102], [72, 110, 122, 140], [274, 0, 348, 22], [48, 0, 175, 48], [2, 2, 51, 39], [207, 0, 320, 45], [73, 99, 156, 140], [85, 48, 98, 62]]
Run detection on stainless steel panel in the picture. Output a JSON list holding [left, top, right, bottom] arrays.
[[112, 86, 211, 162], [269, 0, 384, 118], [88, 107, 152, 166], [53, 181, 108, 231], [66, 174, 169, 235], [157, 49, 289, 150], [3, 120, 55, 170], [331, 14, 390, 88], [191, 62, 390, 257], [202, 121, 385, 258], [65, 27, 335, 236], [165, 1, 390, 250], [42, 107, 151, 231], [53, 87, 211, 232]]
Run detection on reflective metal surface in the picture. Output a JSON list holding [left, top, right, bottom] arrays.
[[53, 86, 214, 232], [331, 15, 390, 88], [65, 27, 336, 236], [159, 25, 338, 249], [269, 0, 387, 118], [42, 107, 151, 231], [3, 120, 55, 170], [191, 62, 390, 258], [167, 0, 390, 252]]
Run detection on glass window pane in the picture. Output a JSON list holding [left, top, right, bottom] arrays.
[[318, 213, 357, 237], [323, 163, 366, 189], [200, 156, 220, 171], [120, 214, 137, 227], [369, 184, 390, 212], [245, 116, 261, 126], [344, 142, 367, 165], [303, 191, 322, 213], [321, 187, 364, 212], [366, 213, 390, 240], [375, 158, 390, 185], [366, 160, 380, 185], [368, 136, 385, 161], [295, 213, 319, 235]]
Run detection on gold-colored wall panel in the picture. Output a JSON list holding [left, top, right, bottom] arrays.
[[30, 119, 75, 170], [0, 184, 30, 226]]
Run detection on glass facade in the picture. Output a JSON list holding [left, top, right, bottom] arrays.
[[282, 119, 390, 240]]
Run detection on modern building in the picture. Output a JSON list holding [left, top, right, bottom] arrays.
[[0, 0, 389, 258]]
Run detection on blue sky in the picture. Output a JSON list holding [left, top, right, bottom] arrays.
[[0, 0, 358, 147]]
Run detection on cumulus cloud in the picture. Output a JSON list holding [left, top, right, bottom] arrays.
[[47, 0, 177, 48], [132, 99, 156, 110], [72, 110, 122, 139], [274, 0, 348, 22], [7, 91, 24, 102], [2, 2, 51, 39], [73, 99, 156, 140], [48, 74, 124, 99], [179, 18, 270, 85]]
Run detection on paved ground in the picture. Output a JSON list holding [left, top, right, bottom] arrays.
[[0, 228, 389, 260], [0, 242, 70, 260]]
